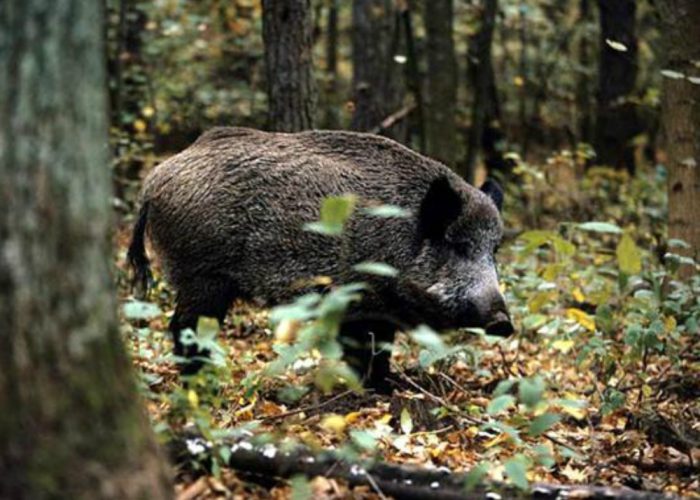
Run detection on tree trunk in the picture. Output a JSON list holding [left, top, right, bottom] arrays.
[[465, 0, 498, 184], [576, 0, 594, 144], [0, 2, 172, 498], [425, 0, 457, 168], [324, 0, 341, 129], [351, 0, 406, 141], [262, 0, 318, 132], [657, 0, 700, 274], [595, 0, 640, 174]]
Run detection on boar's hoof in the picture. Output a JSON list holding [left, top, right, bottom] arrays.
[[485, 313, 515, 337]]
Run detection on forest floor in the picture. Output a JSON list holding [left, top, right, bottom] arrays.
[[114, 158, 699, 499]]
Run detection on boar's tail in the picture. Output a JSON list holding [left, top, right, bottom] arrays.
[[127, 201, 153, 298]]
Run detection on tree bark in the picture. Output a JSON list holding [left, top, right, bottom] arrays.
[[351, 0, 406, 142], [657, 0, 700, 274], [0, 1, 172, 498], [576, 0, 594, 144], [595, 0, 640, 173], [324, 0, 341, 129], [425, 0, 457, 168], [262, 0, 318, 132], [465, 0, 498, 184]]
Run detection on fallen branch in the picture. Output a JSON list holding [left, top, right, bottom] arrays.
[[171, 433, 677, 500]]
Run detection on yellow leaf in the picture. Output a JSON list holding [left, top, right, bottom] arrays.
[[142, 106, 155, 118], [664, 315, 677, 333], [344, 411, 362, 424], [566, 308, 595, 332], [484, 433, 509, 448], [133, 119, 147, 133], [274, 318, 301, 343], [616, 233, 642, 275], [514, 75, 525, 87], [560, 464, 587, 482], [378, 413, 393, 425], [642, 384, 653, 397], [572, 287, 585, 303], [552, 339, 575, 354], [188, 389, 199, 409], [321, 414, 347, 434]]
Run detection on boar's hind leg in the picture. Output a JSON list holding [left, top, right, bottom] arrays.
[[340, 320, 396, 395], [169, 277, 235, 376]]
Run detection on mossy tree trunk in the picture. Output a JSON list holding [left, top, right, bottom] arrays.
[[425, 0, 458, 169], [0, 1, 172, 498], [657, 0, 700, 274], [262, 0, 318, 132]]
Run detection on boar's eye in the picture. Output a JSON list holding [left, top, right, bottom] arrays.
[[418, 176, 462, 241]]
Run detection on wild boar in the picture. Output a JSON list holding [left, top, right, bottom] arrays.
[[128, 127, 513, 392]]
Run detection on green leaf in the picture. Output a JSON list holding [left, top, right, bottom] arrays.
[[197, 316, 219, 340], [487, 395, 516, 415], [322, 195, 357, 224], [123, 300, 161, 321], [350, 430, 377, 451], [504, 455, 529, 490], [577, 221, 622, 234], [518, 376, 545, 409], [493, 379, 516, 397], [616, 233, 642, 275], [353, 261, 399, 277], [363, 204, 411, 218], [400, 407, 413, 434], [290, 474, 312, 500], [303, 221, 343, 236], [528, 413, 561, 436], [409, 325, 446, 351], [464, 463, 489, 492]]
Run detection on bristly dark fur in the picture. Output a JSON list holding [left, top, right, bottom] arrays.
[[130, 127, 513, 386], [127, 200, 152, 298]]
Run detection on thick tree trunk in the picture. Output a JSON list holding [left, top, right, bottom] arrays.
[[657, 0, 700, 274], [595, 0, 640, 173], [425, 0, 457, 168], [0, 2, 172, 498], [262, 0, 318, 132], [351, 0, 406, 141], [465, 0, 498, 184]]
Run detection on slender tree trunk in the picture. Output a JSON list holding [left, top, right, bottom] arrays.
[[595, 0, 640, 173], [262, 0, 318, 131], [351, 0, 406, 141], [518, 0, 529, 156], [0, 2, 172, 498], [657, 0, 700, 274], [576, 0, 593, 144], [425, 0, 457, 168], [465, 0, 498, 184], [400, 3, 425, 151], [324, 0, 340, 128]]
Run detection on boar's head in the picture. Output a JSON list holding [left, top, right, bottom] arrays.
[[396, 176, 514, 337]]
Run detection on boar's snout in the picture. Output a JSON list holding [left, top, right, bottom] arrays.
[[464, 291, 514, 337], [484, 309, 514, 337]]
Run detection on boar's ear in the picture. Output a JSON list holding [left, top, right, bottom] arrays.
[[480, 178, 504, 212], [418, 176, 463, 240]]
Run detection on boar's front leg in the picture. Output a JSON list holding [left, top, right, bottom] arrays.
[[340, 319, 396, 394]]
